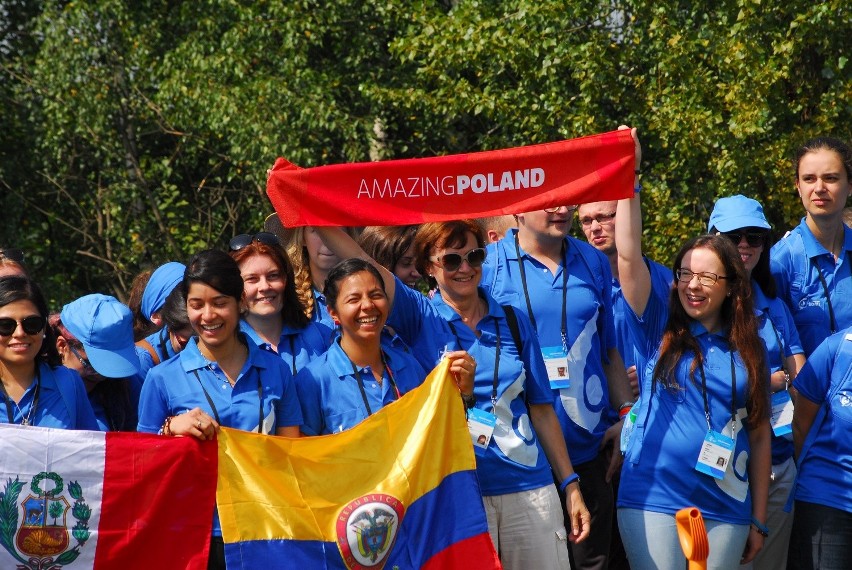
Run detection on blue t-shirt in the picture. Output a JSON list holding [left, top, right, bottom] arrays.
[[296, 339, 425, 436], [792, 328, 852, 514], [753, 282, 804, 465], [612, 257, 672, 379], [1, 363, 98, 430], [770, 218, 852, 355], [618, 323, 760, 525], [481, 230, 617, 465], [239, 319, 328, 377], [388, 280, 557, 496]]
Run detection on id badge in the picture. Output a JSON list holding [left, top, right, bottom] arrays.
[[770, 390, 794, 437], [542, 346, 570, 389], [467, 408, 497, 456], [694, 430, 734, 480]]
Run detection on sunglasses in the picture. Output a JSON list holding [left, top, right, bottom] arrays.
[[68, 343, 96, 375], [0, 315, 46, 336], [229, 232, 281, 251], [543, 205, 579, 214], [0, 248, 25, 263], [430, 248, 487, 272], [720, 231, 767, 248]]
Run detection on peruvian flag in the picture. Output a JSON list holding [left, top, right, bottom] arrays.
[[0, 424, 217, 569]]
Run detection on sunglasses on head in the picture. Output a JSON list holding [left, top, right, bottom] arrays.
[[720, 231, 767, 248], [0, 315, 46, 336], [0, 248, 25, 263], [229, 232, 281, 252], [430, 248, 487, 272]]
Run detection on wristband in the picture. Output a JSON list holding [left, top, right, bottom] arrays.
[[634, 169, 641, 175], [461, 392, 477, 410], [618, 405, 633, 419], [751, 517, 769, 537], [634, 183, 643, 194], [559, 473, 580, 493]]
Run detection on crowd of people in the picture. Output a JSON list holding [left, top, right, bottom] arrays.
[[1, 130, 851, 570]]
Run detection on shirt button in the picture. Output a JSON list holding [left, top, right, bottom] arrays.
[[372, 383, 378, 388]]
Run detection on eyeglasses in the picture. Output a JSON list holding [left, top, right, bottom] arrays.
[[229, 232, 281, 251], [543, 205, 579, 214], [0, 316, 45, 336], [430, 248, 487, 272], [579, 212, 617, 228], [0, 248, 25, 263], [68, 343, 96, 375], [720, 231, 767, 248], [675, 268, 728, 286]]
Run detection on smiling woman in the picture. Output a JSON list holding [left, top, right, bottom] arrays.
[[0, 276, 97, 430], [136, 249, 304, 570], [229, 233, 327, 377]]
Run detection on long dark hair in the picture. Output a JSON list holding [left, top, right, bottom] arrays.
[[0, 275, 60, 367], [359, 225, 419, 273], [182, 249, 244, 302], [230, 241, 310, 328], [653, 235, 768, 426]]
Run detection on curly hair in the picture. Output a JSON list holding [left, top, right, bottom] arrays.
[[653, 235, 768, 426]]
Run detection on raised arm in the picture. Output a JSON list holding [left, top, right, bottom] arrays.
[[615, 125, 652, 316], [312, 226, 397, 305]]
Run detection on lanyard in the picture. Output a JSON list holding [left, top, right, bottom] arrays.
[[766, 316, 789, 390], [514, 234, 569, 351], [157, 327, 171, 361], [192, 367, 264, 433], [810, 250, 850, 333], [697, 350, 737, 436], [287, 336, 297, 376], [349, 351, 400, 416], [447, 316, 501, 411], [1, 367, 41, 425]]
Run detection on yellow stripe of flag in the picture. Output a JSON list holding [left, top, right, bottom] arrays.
[[216, 358, 476, 543]]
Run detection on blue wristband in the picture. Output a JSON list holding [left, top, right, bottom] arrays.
[[559, 473, 580, 493], [634, 182, 643, 193], [751, 517, 769, 537]]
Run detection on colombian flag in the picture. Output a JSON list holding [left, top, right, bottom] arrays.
[[217, 359, 501, 569]]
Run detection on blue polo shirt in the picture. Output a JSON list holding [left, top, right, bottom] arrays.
[[481, 229, 617, 465], [1, 363, 98, 430], [792, 328, 852, 513], [753, 282, 804, 465], [88, 374, 144, 432], [240, 319, 328, 377], [771, 218, 852, 355], [135, 327, 179, 379], [296, 339, 425, 436], [619, 323, 761, 525], [612, 257, 672, 379], [388, 280, 557, 496], [311, 288, 336, 345], [137, 336, 301, 435]]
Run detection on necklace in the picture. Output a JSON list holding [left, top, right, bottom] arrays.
[[1, 370, 41, 426]]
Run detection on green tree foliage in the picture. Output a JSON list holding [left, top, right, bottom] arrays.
[[1, 0, 849, 304]]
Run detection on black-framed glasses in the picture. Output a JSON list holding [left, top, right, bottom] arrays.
[[229, 232, 281, 251], [430, 248, 487, 272], [68, 343, 96, 375], [675, 268, 728, 286], [579, 212, 617, 228], [543, 205, 579, 214], [0, 248, 25, 263], [0, 316, 45, 336], [720, 231, 767, 248]]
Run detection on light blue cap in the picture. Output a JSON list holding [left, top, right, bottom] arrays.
[[708, 195, 771, 233], [61, 294, 140, 378]]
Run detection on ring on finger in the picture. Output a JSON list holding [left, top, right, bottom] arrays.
[[196, 420, 202, 429]]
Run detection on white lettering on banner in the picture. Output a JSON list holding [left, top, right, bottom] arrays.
[[356, 168, 545, 199]]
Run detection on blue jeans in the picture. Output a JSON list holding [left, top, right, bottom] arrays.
[[618, 508, 749, 570], [787, 501, 852, 570]]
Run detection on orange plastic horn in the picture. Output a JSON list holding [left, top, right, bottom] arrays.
[[676, 507, 709, 570]]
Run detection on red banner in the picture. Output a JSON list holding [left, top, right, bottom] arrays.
[[266, 129, 635, 227]]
